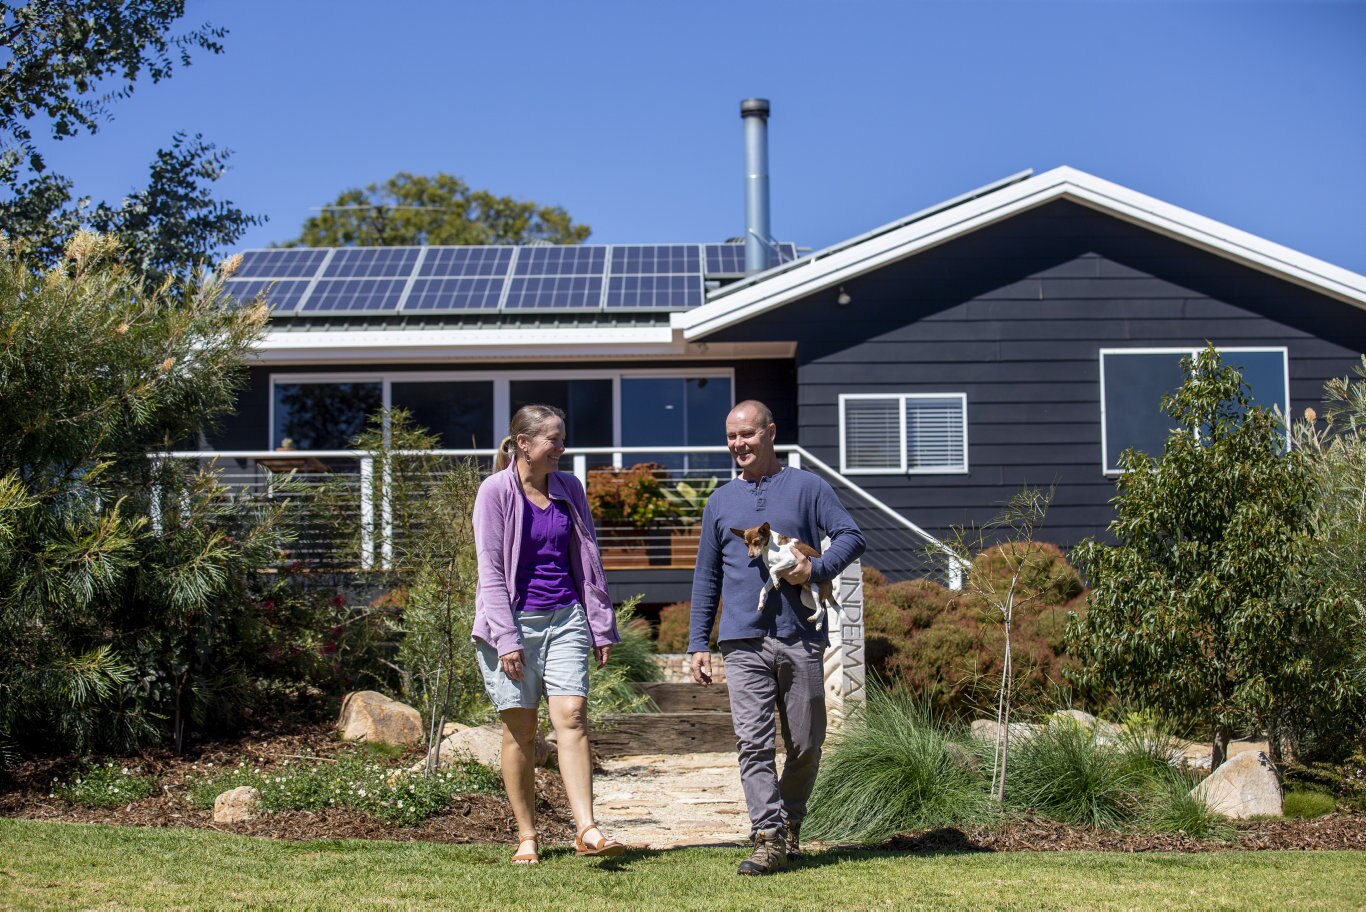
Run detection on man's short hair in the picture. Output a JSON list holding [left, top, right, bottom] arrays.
[[731, 399, 774, 427]]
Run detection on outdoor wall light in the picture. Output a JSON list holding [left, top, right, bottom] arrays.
[[836, 286, 852, 306]]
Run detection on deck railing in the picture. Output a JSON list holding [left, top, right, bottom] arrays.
[[147, 445, 964, 587]]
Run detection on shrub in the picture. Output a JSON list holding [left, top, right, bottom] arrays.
[[1138, 766, 1236, 839], [588, 599, 661, 719], [1003, 723, 1140, 829], [884, 578, 949, 629], [1282, 753, 1366, 811], [655, 600, 721, 653], [586, 463, 674, 528], [186, 754, 500, 827], [969, 541, 1082, 608], [52, 762, 159, 808], [1283, 790, 1336, 819], [804, 688, 995, 843]]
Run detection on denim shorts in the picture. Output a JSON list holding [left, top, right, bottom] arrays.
[[475, 603, 591, 711]]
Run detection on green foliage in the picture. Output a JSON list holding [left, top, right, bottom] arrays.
[[51, 760, 158, 807], [286, 172, 590, 248], [804, 687, 995, 842], [1282, 752, 1366, 811], [1069, 345, 1330, 764], [0, 4, 258, 272], [586, 463, 675, 528], [0, 238, 303, 758], [1137, 766, 1235, 839], [1282, 790, 1336, 819], [662, 477, 719, 526], [587, 599, 659, 720], [186, 754, 501, 827], [1002, 724, 1140, 829]]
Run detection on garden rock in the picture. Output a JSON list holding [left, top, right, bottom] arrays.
[[335, 690, 423, 745], [409, 723, 553, 772], [441, 721, 470, 737], [1192, 750, 1282, 818], [1048, 709, 1123, 744], [213, 786, 261, 823], [970, 719, 1044, 745]]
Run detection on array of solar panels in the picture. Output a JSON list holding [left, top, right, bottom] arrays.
[[226, 243, 800, 316]]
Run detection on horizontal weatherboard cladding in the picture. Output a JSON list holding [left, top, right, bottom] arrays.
[[707, 199, 1366, 576]]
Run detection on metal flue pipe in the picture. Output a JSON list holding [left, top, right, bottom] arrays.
[[741, 98, 772, 274]]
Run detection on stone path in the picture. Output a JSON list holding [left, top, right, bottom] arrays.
[[596, 751, 776, 849]]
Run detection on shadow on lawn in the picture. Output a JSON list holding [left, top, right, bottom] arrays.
[[535, 827, 993, 872]]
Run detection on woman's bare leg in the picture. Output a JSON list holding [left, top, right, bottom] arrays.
[[500, 707, 539, 854], [548, 694, 605, 844]]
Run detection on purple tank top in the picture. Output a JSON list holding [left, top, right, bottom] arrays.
[[514, 496, 578, 612]]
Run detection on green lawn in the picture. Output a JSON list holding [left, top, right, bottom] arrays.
[[0, 818, 1360, 911]]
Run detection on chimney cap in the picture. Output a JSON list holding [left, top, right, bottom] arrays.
[[740, 98, 770, 118]]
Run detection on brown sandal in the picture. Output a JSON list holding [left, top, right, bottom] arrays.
[[511, 833, 539, 865], [575, 822, 625, 858]]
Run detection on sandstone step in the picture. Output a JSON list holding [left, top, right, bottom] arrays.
[[592, 711, 737, 756], [633, 681, 731, 713]]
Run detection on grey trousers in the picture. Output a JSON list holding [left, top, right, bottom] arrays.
[[721, 636, 827, 833]]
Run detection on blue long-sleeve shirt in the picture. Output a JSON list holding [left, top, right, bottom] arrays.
[[687, 467, 865, 653]]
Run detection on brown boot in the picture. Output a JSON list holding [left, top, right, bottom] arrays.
[[784, 819, 802, 861], [737, 826, 788, 875]]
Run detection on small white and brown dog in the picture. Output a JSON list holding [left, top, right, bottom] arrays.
[[731, 521, 841, 631]]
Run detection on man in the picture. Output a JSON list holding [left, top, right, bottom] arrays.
[[689, 400, 865, 875]]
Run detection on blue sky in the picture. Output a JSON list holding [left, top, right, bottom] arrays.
[[45, 0, 1366, 273]]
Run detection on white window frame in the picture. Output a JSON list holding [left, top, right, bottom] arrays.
[[1098, 346, 1291, 476], [838, 392, 969, 476], [267, 367, 735, 450]]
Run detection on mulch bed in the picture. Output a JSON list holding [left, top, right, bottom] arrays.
[[0, 722, 575, 846], [3, 723, 1363, 851]]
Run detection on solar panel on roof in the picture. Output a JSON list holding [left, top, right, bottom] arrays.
[[503, 275, 603, 311], [604, 274, 703, 309], [419, 246, 514, 278], [402, 277, 504, 312], [609, 244, 701, 275], [224, 278, 312, 312], [321, 247, 420, 278], [703, 242, 798, 275], [513, 246, 606, 276], [298, 278, 408, 314], [236, 249, 328, 279]]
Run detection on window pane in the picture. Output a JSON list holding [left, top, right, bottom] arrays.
[[844, 398, 902, 470], [391, 381, 494, 449], [906, 397, 965, 470], [1225, 350, 1288, 420], [273, 382, 382, 449], [621, 376, 732, 474], [510, 379, 613, 450], [1102, 353, 1188, 472]]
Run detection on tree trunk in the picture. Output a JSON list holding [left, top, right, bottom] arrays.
[[1211, 726, 1232, 769]]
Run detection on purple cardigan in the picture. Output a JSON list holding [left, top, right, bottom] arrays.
[[471, 463, 619, 656]]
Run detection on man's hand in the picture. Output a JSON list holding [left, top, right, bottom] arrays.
[[778, 549, 812, 585], [594, 644, 613, 668], [499, 649, 526, 682], [690, 651, 712, 686]]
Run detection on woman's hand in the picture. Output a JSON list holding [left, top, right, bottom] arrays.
[[499, 649, 526, 681], [594, 644, 612, 668]]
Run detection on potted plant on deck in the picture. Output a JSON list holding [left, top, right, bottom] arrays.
[[586, 463, 676, 568], [662, 476, 719, 567]]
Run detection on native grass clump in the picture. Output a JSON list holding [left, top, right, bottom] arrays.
[[1069, 345, 1354, 769], [0, 235, 319, 759]]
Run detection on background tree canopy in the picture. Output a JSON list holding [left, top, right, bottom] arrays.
[[0, 1, 260, 273], [286, 172, 591, 247]]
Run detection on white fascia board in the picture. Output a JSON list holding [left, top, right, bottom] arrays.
[[251, 324, 793, 365], [675, 166, 1366, 341]]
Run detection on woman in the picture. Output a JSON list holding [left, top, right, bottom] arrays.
[[471, 403, 625, 864]]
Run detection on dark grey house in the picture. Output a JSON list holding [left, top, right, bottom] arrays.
[[210, 166, 1366, 602]]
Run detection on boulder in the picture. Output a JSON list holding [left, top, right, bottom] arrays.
[[970, 719, 1044, 745], [409, 723, 553, 773], [442, 721, 470, 738], [213, 786, 261, 823], [1191, 750, 1282, 818], [336, 690, 423, 745], [1047, 709, 1123, 744]]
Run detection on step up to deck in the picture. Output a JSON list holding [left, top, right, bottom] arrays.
[[593, 711, 737, 757], [633, 681, 731, 713]]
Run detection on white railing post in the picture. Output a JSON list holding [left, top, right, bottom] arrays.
[[572, 453, 587, 487], [149, 480, 163, 535], [380, 457, 394, 570], [359, 456, 374, 571], [788, 449, 801, 469], [948, 555, 967, 591], [611, 449, 623, 469]]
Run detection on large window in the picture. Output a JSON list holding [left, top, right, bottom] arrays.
[[621, 376, 734, 473], [273, 381, 382, 449], [391, 381, 494, 449], [1100, 347, 1290, 474], [510, 379, 613, 448], [839, 393, 968, 475]]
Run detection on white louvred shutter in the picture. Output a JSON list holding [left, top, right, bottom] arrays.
[[844, 397, 902, 470], [905, 397, 965, 470]]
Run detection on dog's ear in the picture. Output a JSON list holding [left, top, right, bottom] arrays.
[[729, 527, 747, 539], [759, 522, 770, 534]]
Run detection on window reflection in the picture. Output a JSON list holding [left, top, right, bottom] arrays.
[[391, 381, 494, 449], [273, 382, 382, 449], [621, 377, 732, 474]]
